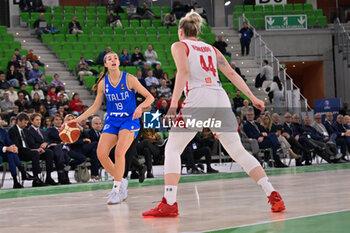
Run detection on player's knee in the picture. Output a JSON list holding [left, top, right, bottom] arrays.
[[97, 148, 109, 161]]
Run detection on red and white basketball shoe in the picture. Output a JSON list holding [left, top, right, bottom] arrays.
[[142, 197, 179, 217], [268, 191, 286, 212]]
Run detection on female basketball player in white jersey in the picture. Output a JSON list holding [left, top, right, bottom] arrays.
[[70, 52, 154, 204], [143, 11, 285, 217]]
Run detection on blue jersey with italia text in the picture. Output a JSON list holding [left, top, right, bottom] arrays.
[[104, 72, 137, 117]]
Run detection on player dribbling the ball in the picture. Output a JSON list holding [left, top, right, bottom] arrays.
[[142, 11, 285, 217], [68, 52, 154, 205]]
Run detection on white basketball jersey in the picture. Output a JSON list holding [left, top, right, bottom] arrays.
[[180, 39, 221, 96]]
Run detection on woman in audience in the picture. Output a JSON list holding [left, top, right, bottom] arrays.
[[31, 83, 45, 100], [261, 112, 300, 160], [70, 93, 84, 116], [43, 116, 53, 130], [38, 104, 49, 120], [162, 72, 173, 90], [38, 74, 50, 95], [6, 65, 19, 88], [30, 92, 43, 112], [120, 48, 131, 66]]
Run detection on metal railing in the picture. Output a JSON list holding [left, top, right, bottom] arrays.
[[239, 15, 313, 114], [334, 18, 350, 66]]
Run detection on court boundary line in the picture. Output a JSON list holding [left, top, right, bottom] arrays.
[[199, 208, 350, 233], [1, 163, 350, 199]]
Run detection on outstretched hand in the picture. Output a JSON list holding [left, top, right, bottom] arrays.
[[252, 97, 265, 112]]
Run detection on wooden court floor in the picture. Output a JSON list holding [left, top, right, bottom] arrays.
[[0, 165, 350, 233]]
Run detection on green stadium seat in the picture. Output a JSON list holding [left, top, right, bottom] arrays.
[[273, 9, 283, 15], [146, 27, 157, 35], [53, 6, 63, 13], [113, 34, 123, 42], [62, 43, 73, 51], [158, 34, 169, 42], [53, 33, 64, 42], [124, 34, 135, 42], [119, 42, 130, 51], [2, 33, 14, 41], [204, 33, 216, 44], [73, 43, 84, 51], [222, 83, 234, 93], [141, 19, 151, 27], [147, 34, 158, 42], [168, 26, 178, 35], [96, 20, 106, 27], [255, 18, 265, 29], [20, 49, 28, 55], [71, 51, 82, 59], [50, 43, 61, 53], [124, 27, 135, 35], [45, 76, 53, 83], [41, 34, 53, 45], [91, 27, 102, 34], [318, 16, 327, 27], [103, 27, 113, 34], [135, 27, 146, 34], [244, 5, 253, 12], [234, 5, 244, 12], [64, 6, 74, 14], [152, 19, 162, 27], [77, 34, 89, 42], [293, 3, 303, 11], [66, 34, 76, 42], [51, 19, 62, 28], [101, 34, 113, 42], [308, 15, 316, 27], [75, 6, 85, 15], [157, 26, 168, 34], [97, 6, 107, 14], [304, 3, 313, 11], [284, 4, 293, 12], [314, 9, 323, 17], [9, 41, 21, 49], [53, 12, 63, 20], [115, 27, 124, 35], [254, 5, 263, 12], [84, 75, 96, 89], [90, 35, 101, 43], [86, 6, 96, 15], [85, 20, 96, 28], [151, 7, 161, 17], [20, 12, 30, 23], [264, 5, 273, 12], [161, 6, 171, 15], [97, 14, 106, 22], [135, 34, 147, 42], [83, 51, 96, 60], [304, 9, 313, 17], [85, 13, 96, 21]]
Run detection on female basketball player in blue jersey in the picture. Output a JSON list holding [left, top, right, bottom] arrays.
[[70, 52, 154, 204]]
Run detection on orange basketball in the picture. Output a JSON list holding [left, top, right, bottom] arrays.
[[59, 122, 81, 144]]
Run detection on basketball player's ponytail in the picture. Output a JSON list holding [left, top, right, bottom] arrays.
[[179, 10, 203, 38], [92, 66, 108, 91]]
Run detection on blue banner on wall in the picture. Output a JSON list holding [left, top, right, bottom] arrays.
[[314, 98, 341, 121]]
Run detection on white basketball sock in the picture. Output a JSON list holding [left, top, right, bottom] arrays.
[[164, 185, 177, 205], [257, 177, 275, 196], [113, 181, 121, 192]]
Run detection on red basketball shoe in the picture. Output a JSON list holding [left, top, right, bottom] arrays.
[[142, 197, 179, 217], [268, 191, 286, 212]]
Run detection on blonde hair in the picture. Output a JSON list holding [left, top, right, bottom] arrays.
[[261, 113, 272, 131], [179, 11, 203, 38]]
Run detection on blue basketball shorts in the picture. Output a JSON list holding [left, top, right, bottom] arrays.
[[102, 115, 140, 138]]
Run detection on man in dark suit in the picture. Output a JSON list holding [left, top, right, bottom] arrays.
[[28, 113, 70, 184], [46, 115, 86, 172], [8, 113, 49, 187], [324, 112, 348, 159], [332, 114, 350, 161], [243, 108, 287, 167], [0, 127, 34, 188]]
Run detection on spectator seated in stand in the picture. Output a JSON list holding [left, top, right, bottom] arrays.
[[31, 83, 44, 100], [0, 92, 15, 119], [164, 12, 177, 26], [6, 65, 19, 88], [69, 16, 83, 34], [47, 86, 58, 102], [145, 70, 159, 88], [70, 93, 84, 116], [157, 79, 172, 101], [14, 92, 30, 112], [26, 48, 44, 67], [127, 3, 140, 20], [137, 1, 154, 20], [27, 62, 42, 85], [144, 45, 161, 68], [120, 48, 131, 66], [192, 2, 208, 22], [243, 108, 287, 168], [19, 55, 33, 72], [106, 9, 122, 27], [213, 35, 231, 58], [14, 48, 22, 61], [131, 47, 145, 67], [136, 70, 147, 88], [33, 13, 50, 36], [51, 73, 65, 91], [96, 47, 111, 66], [56, 93, 70, 113], [107, 0, 124, 14], [76, 57, 93, 86], [17, 66, 28, 85], [18, 83, 31, 101], [153, 64, 163, 80], [7, 55, 20, 70], [233, 90, 244, 113], [5, 86, 18, 103]]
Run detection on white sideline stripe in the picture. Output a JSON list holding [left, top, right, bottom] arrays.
[[192, 208, 350, 233]]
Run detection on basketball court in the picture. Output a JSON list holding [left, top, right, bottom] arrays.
[[1, 163, 349, 233]]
